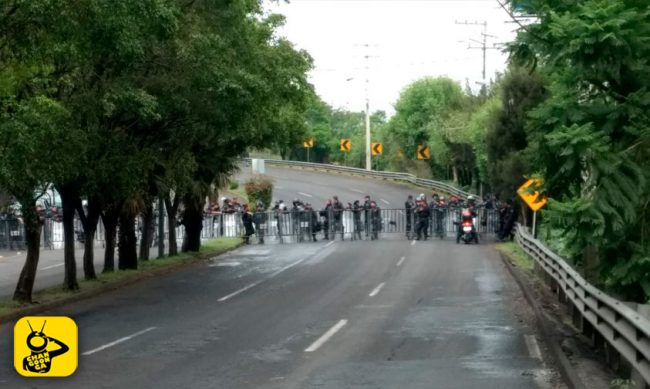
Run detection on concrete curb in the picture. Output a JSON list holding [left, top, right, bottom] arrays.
[[499, 251, 586, 389], [0, 242, 244, 324]]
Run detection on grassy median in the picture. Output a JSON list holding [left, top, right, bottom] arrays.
[[496, 241, 534, 273], [0, 237, 242, 319]]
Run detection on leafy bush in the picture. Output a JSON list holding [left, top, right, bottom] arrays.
[[244, 175, 273, 209], [229, 181, 239, 190]]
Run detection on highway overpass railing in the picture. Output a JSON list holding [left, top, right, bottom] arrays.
[[244, 158, 477, 200], [515, 223, 650, 387]]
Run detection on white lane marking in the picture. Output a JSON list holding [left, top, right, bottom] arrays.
[[17, 252, 21, 255], [218, 257, 309, 302], [218, 282, 261, 302], [305, 319, 348, 352], [209, 261, 241, 268], [325, 241, 335, 247], [524, 335, 542, 360], [298, 192, 313, 198], [42, 263, 64, 270], [352, 189, 364, 194], [411, 240, 416, 246], [368, 282, 386, 297], [396, 256, 406, 267], [82, 327, 157, 356], [380, 199, 390, 205]]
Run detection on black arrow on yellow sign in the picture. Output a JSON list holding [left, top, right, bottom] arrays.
[[340, 138, 351, 152], [371, 143, 383, 156], [416, 145, 430, 160]]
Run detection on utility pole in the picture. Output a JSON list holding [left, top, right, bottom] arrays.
[[364, 45, 371, 171], [455, 20, 498, 83]]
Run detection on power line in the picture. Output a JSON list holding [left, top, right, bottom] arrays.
[[455, 20, 500, 81]]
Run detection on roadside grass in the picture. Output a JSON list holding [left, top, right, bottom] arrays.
[[496, 241, 534, 273], [0, 237, 241, 318]]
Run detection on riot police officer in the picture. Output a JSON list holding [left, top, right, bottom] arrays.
[[405, 195, 415, 239], [415, 197, 430, 240]]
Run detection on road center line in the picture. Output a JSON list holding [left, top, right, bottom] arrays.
[[380, 199, 390, 205], [298, 192, 313, 198], [42, 263, 64, 270], [368, 282, 386, 297], [218, 257, 309, 302], [325, 241, 335, 247], [352, 189, 364, 194], [411, 240, 416, 246], [218, 281, 262, 302], [524, 335, 542, 360], [82, 327, 157, 356], [396, 256, 406, 267], [304, 319, 348, 352]]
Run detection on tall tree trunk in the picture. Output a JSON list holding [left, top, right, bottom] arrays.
[[139, 201, 154, 261], [164, 193, 180, 256], [13, 198, 42, 303], [101, 205, 119, 273], [59, 185, 79, 291], [76, 196, 101, 280], [182, 192, 203, 252], [452, 165, 459, 185], [118, 208, 138, 270]]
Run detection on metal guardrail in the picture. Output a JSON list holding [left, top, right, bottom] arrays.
[[246, 158, 477, 199], [514, 223, 650, 386]]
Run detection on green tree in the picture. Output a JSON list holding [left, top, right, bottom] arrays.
[[510, 0, 650, 300], [485, 67, 547, 201]]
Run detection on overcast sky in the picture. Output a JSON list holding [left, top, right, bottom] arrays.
[[264, 0, 518, 116]]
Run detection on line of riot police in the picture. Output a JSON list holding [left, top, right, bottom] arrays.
[[235, 192, 507, 245]]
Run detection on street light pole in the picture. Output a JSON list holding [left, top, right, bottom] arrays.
[[364, 48, 372, 171], [365, 97, 371, 171]]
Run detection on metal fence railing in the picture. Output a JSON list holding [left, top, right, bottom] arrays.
[[199, 208, 500, 244], [515, 223, 650, 386], [1, 206, 501, 250]]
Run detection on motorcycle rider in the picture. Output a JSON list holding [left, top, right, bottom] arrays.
[[456, 195, 479, 243], [369, 200, 382, 240], [405, 195, 415, 239]]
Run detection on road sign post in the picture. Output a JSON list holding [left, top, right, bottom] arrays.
[[517, 178, 547, 238], [303, 138, 314, 162]]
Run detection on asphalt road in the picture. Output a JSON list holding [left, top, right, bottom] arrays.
[[0, 166, 564, 388]]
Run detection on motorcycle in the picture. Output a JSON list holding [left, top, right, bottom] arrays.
[[458, 208, 479, 244]]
